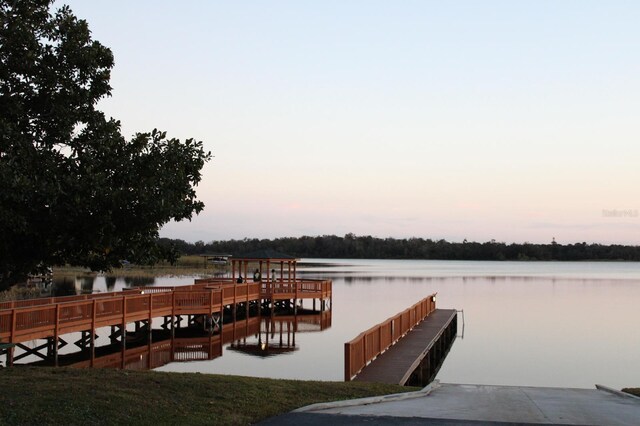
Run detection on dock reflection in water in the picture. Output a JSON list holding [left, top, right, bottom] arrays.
[[24, 311, 331, 371]]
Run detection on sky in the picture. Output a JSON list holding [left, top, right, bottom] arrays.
[[58, 1, 639, 244]]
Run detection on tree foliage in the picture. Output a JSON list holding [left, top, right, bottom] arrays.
[[163, 234, 640, 262], [0, 0, 211, 288]]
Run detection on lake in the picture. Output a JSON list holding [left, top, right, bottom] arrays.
[[50, 260, 640, 389]]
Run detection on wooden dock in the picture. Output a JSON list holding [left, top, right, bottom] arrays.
[[344, 294, 437, 381], [0, 279, 331, 367], [0, 252, 334, 368], [353, 308, 457, 385]]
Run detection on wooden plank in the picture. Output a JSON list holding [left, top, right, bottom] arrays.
[[353, 309, 456, 385]]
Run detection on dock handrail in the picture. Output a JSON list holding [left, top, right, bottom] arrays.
[[0, 288, 226, 343], [344, 293, 436, 381], [0, 278, 331, 352]]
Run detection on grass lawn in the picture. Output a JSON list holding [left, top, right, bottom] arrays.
[[0, 367, 417, 425]]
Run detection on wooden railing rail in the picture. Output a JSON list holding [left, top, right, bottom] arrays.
[[1, 278, 332, 312], [123, 286, 175, 294], [194, 277, 235, 285], [259, 280, 332, 295], [344, 293, 436, 381], [0, 291, 128, 310], [0, 288, 231, 343]]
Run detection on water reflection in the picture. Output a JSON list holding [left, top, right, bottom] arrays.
[[123, 276, 156, 287], [45, 260, 640, 388], [24, 311, 331, 371], [229, 318, 300, 357], [51, 277, 77, 297], [79, 276, 96, 293], [330, 275, 623, 285], [104, 276, 117, 291], [51, 274, 159, 294], [50, 275, 100, 296], [50, 274, 200, 295]]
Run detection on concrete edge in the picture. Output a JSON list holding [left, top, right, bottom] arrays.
[[595, 384, 640, 400], [293, 380, 441, 413]]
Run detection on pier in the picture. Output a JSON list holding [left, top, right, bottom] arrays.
[[344, 294, 457, 385], [0, 252, 331, 367]]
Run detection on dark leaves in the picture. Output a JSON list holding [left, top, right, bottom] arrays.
[[0, 0, 211, 288]]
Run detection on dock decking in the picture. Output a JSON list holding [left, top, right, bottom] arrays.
[[0, 279, 332, 367], [353, 308, 457, 385]]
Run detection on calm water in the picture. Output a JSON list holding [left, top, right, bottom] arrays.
[[51, 260, 640, 389]]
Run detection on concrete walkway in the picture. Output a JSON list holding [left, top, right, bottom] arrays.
[[259, 382, 640, 425]]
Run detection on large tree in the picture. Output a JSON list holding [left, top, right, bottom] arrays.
[[0, 0, 211, 289]]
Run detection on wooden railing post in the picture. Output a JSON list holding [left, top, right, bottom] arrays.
[[121, 295, 127, 369], [148, 293, 153, 344], [363, 333, 367, 369], [245, 283, 250, 317], [9, 308, 16, 342], [54, 304, 60, 367], [8, 309, 16, 366], [91, 299, 97, 367], [344, 342, 351, 381], [233, 282, 237, 317], [171, 291, 176, 338]]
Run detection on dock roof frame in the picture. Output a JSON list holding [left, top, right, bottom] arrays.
[[231, 250, 299, 285]]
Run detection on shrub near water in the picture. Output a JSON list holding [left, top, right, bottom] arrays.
[[52, 255, 228, 279], [0, 368, 416, 425], [623, 388, 640, 397]]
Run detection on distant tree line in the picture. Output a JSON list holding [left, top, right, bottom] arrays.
[[158, 233, 640, 262]]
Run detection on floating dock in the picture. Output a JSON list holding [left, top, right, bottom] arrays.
[[344, 293, 457, 386], [354, 308, 457, 386]]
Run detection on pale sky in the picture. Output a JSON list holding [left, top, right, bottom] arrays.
[[59, 1, 639, 244]]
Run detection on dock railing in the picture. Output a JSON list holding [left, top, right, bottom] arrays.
[[0, 288, 227, 344], [344, 293, 436, 381], [193, 278, 332, 299], [0, 291, 127, 310], [1, 278, 332, 350]]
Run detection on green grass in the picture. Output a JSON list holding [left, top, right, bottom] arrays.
[[0, 367, 417, 425]]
